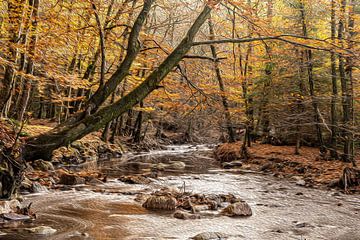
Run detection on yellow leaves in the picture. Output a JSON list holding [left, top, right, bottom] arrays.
[[133, 106, 155, 112]]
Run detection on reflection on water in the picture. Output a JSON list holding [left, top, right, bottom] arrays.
[[1, 145, 360, 240]]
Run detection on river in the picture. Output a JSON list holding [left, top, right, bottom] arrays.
[[1, 145, 360, 240]]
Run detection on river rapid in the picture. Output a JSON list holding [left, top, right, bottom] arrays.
[[1, 145, 360, 240]]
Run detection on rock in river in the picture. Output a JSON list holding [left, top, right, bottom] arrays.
[[0, 200, 21, 214], [221, 202, 252, 217], [31, 182, 48, 193], [59, 173, 85, 185], [192, 232, 228, 240], [26, 226, 57, 235], [173, 210, 200, 220], [142, 195, 177, 211], [32, 160, 54, 171]]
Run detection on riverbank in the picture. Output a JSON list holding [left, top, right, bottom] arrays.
[[215, 142, 360, 193]]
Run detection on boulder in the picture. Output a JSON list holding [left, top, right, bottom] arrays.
[[221, 202, 252, 217], [59, 173, 85, 185], [192, 232, 228, 240], [32, 160, 54, 171], [173, 210, 200, 220], [142, 195, 177, 211]]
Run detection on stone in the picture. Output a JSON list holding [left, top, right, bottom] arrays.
[[154, 163, 167, 171], [2, 213, 30, 221], [0, 200, 21, 214], [32, 160, 54, 171], [192, 232, 228, 240], [59, 173, 85, 185], [173, 210, 200, 220], [222, 161, 243, 169], [118, 176, 151, 184], [20, 177, 33, 191], [169, 161, 186, 170], [221, 202, 252, 217], [142, 195, 177, 211], [86, 177, 104, 186], [260, 163, 273, 172], [296, 180, 306, 186], [31, 182, 48, 193], [27, 226, 57, 235]]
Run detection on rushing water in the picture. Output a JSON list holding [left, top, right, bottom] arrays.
[[1, 145, 360, 240]]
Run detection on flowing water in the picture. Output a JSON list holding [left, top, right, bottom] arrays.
[[1, 145, 360, 240]]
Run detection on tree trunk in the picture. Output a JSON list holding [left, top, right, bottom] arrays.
[[338, 0, 352, 163], [346, 0, 356, 166], [17, 0, 39, 123], [300, 0, 326, 157], [208, 17, 236, 143], [0, 0, 25, 116], [330, 0, 339, 159], [133, 101, 144, 143]]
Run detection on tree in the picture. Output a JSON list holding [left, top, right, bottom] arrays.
[[24, 1, 215, 160]]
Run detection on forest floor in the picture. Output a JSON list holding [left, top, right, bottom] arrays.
[[215, 142, 360, 193]]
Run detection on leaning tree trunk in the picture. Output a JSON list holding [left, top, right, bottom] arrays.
[[24, 3, 214, 161]]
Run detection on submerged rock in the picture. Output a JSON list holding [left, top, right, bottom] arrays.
[[142, 195, 177, 211], [192, 232, 228, 240], [173, 210, 200, 220], [221, 202, 252, 217], [169, 161, 186, 170], [27, 226, 57, 235]]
